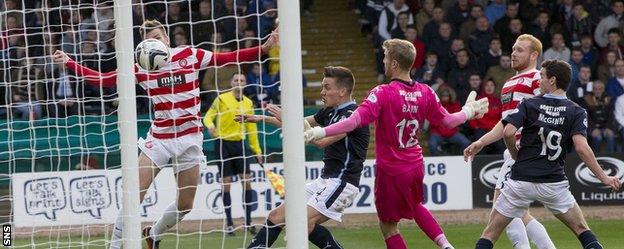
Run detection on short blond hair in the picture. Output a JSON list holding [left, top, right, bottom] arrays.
[[140, 20, 167, 39], [382, 39, 415, 72], [516, 34, 543, 57]]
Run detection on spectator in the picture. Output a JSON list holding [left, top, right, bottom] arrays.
[[606, 59, 624, 98], [428, 22, 455, 68], [447, 48, 478, 104], [377, 0, 413, 41], [518, 0, 542, 23], [11, 58, 44, 120], [240, 29, 258, 49], [427, 85, 471, 156], [543, 33, 571, 62], [599, 28, 624, 63], [568, 64, 593, 107], [459, 4, 484, 41], [469, 79, 504, 154], [245, 64, 274, 106], [580, 34, 598, 68], [412, 51, 443, 86], [557, 0, 575, 25], [569, 48, 584, 83], [446, 0, 471, 29], [415, 0, 435, 38], [363, 0, 386, 31], [594, 0, 624, 48], [421, 6, 445, 45], [614, 94, 624, 150], [468, 16, 493, 57], [192, 0, 219, 50], [500, 18, 523, 53], [404, 25, 425, 70], [94, 2, 115, 50], [529, 11, 561, 50], [598, 50, 618, 83], [468, 73, 482, 93], [390, 11, 411, 39], [584, 81, 616, 153], [478, 37, 502, 74], [484, 54, 514, 95], [61, 25, 80, 56], [173, 32, 189, 47], [484, 0, 506, 24], [493, 3, 518, 36], [211, 32, 232, 52], [565, 3, 593, 47]]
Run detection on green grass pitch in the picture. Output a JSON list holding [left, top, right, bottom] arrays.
[[12, 219, 623, 248]]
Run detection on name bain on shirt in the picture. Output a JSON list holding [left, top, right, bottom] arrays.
[[157, 74, 187, 87], [537, 104, 567, 125], [399, 90, 421, 113]]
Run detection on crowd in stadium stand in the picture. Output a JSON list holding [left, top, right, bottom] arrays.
[[1, 0, 624, 154], [0, 0, 281, 118], [355, 0, 624, 154]]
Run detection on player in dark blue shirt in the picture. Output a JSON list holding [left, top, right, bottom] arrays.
[[238, 66, 370, 249], [475, 60, 621, 249]]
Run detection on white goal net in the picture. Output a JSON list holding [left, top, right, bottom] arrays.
[[0, 0, 291, 248]]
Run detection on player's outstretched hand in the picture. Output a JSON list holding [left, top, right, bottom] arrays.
[[261, 27, 279, 53], [600, 176, 622, 192], [304, 126, 325, 143], [463, 140, 484, 162], [267, 104, 282, 121], [461, 91, 489, 120], [234, 114, 261, 123], [53, 50, 70, 64]]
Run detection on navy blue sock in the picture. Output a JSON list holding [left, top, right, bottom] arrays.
[[309, 224, 343, 249], [578, 230, 603, 249], [222, 191, 233, 226], [475, 238, 493, 249], [247, 219, 282, 248], [244, 190, 254, 226]]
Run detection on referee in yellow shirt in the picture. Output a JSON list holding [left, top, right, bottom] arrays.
[[203, 73, 263, 236]]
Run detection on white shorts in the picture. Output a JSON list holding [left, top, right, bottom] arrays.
[[495, 150, 514, 189], [494, 179, 577, 218], [305, 178, 359, 222], [138, 132, 204, 173]]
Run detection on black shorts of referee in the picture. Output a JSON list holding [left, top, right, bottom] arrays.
[[215, 139, 254, 177]]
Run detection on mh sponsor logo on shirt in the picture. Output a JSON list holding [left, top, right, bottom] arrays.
[[157, 74, 186, 87], [575, 157, 624, 201]]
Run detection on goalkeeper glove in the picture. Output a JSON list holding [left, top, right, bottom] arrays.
[[305, 126, 326, 143], [461, 91, 489, 120]]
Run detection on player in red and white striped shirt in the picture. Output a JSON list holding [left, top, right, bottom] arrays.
[[53, 20, 278, 249], [464, 34, 556, 249]]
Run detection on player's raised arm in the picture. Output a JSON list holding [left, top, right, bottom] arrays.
[[427, 90, 489, 129], [53, 50, 118, 87], [305, 85, 383, 142], [196, 29, 279, 69], [573, 134, 622, 191]]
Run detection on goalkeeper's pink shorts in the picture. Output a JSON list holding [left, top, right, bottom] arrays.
[[374, 161, 424, 222]]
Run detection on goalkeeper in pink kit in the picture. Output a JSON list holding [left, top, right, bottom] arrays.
[[306, 39, 489, 249]]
